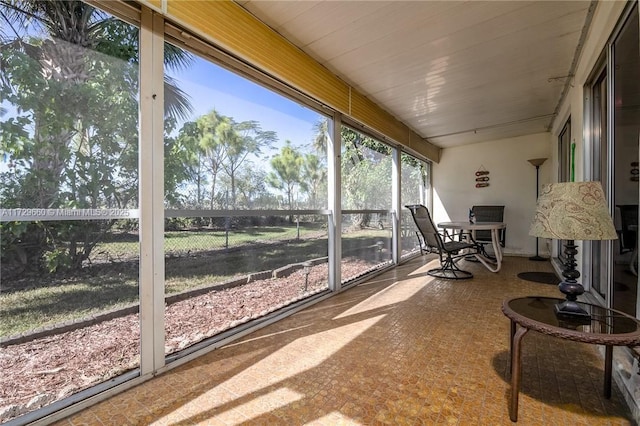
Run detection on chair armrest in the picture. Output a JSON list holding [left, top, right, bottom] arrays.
[[441, 229, 472, 242]]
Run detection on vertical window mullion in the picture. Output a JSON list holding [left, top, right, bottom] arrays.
[[392, 147, 401, 264], [139, 7, 165, 375], [328, 112, 342, 292]]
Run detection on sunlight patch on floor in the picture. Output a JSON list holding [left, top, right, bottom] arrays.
[[312, 411, 362, 425], [407, 258, 440, 276], [225, 324, 313, 347], [334, 274, 432, 319], [156, 387, 303, 425], [221, 387, 304, 424], [217, 315, 385, 395]]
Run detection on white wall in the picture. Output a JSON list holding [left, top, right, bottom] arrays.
[[432, 132, 552, 256]]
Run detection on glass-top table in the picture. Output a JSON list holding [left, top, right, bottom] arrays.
[[502, 296, 640, 422]]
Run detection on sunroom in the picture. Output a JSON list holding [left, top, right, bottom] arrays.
[[0, 0, 639, 425]]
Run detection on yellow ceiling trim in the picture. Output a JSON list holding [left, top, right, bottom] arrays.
[[350, 91, 405, 142], [166, 0, 349, 113], [350, 92, 439, 161], [409, 130, 440, 161], [159, 0, 440, 162], [138, 0, 165, 14]]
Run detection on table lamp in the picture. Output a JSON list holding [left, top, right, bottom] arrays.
[[529, 181, 618, 319]]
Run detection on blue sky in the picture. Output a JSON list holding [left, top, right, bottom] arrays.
[[0, 45, 326, 170], [170, 58, 325, 156]]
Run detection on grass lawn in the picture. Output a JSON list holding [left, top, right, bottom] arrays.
[[94, 224, 319, 260], [1, 224, 391, 338]]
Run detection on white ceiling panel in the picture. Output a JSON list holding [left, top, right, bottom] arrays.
[[234, 0, 322, 28], [303, 2, 464, 62], [237, 0, 593, 150]]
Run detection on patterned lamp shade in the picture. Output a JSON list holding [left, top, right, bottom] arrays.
[[529, 181, 618, 240]]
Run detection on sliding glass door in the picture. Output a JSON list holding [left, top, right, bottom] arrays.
[[611, 4, 639, 316], [588, 3, 639, 316]]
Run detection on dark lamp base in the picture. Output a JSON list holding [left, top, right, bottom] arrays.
[[554, 240, 591, 322], [554, 300, 590, 321], [529, 255, 548, 261]]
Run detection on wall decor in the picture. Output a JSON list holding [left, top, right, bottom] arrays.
[[475, 165, 490, 188]]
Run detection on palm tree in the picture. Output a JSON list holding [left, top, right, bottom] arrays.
[[0, 0, 194, 270], [0, 0, 193, 118], [301, 153, 326, 209], [312, 118, 329, 155], [0, 0, 193, 207]]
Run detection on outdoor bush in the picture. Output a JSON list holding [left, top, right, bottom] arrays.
[[43, 248, 72, 273], [165, 217, 188, 231], [0, 221, 48, 280], [113, 219, 138, 233]]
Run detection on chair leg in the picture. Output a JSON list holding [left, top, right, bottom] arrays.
[[473, 243, 496, 261], [415, 231, 428, 255], [427, 254, 473, 280]]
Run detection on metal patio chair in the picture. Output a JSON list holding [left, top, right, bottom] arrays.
[[471, 205, 505, 259], [405, 204, 479, 280]]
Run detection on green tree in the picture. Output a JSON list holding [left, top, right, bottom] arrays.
[[177, 111, 277, 210], [267, 141, 304, 218], [233, 164, 268, 209], [195, 110, 230, 209], [340, 127, 392, 228], [0, 0, 193, 273], [400, 152, 429, 206], [311, 123, 392, 214], [221, 120, 276, 208], [312, 118, 330, 155], [301, 153, 326, 209], [165, 119, 200, 207]]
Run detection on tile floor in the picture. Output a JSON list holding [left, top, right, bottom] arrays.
[[54, 255, 635, 425]]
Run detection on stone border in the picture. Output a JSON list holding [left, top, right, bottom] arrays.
[[0, 303, 140, 347], [273, 257, 327, 278], [1, 257, 329, 347]]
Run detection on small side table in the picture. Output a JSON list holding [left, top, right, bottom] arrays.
[[502, 296, 640, 422]]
